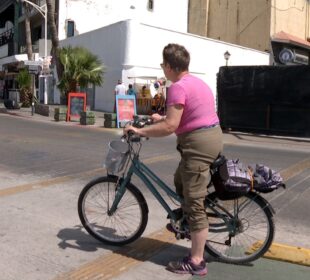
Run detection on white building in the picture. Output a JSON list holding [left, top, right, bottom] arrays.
[[60, 19, 269, 112], [1, 0, 269, 112], [57, 0, 189, 40]]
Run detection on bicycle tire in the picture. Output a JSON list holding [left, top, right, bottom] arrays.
[[205, 191, 275, 264], [78, 176, 149, 245]]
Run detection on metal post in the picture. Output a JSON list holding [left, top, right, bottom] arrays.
[[21, 0, 48, 104], [224, 51, 231, 67], [44, 4, 47, 58], [31, 74, 35, 115], [43, 4, 48, 104]]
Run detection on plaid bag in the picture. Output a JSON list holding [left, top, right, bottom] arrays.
[[212, 158, 252, 199], [250, 164, 286, 193], [222, 159, 253, 192]]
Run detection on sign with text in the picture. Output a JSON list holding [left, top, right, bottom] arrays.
[[67, 92, 86, 121], [116, 95, 136, 128]]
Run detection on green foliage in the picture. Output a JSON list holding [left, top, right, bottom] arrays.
[[16, 68, 31, 90], [57, 46, 105, 97], [16, 68, 32, 107]]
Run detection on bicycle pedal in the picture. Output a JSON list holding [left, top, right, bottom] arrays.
[[167, 208, 183, 219], [176, 233, 182, 240]]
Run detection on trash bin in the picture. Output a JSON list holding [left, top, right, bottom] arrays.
[[8, 90, 20, 103]]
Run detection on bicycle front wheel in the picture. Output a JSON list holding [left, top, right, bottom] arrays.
[[78, 176, 149, 246], [205, 191, 275, 264]]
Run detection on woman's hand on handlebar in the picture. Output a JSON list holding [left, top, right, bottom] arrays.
[[123, 124, 140, 137], [151, 113, 165, 123]]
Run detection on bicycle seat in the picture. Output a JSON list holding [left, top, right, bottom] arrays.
[[210, 154, 229, 181], [210, 154, 227, 170]]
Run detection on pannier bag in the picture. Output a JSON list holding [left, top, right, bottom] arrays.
[[211, 157, 253, 200], [211, 155, 285, 200], [215, 158, 253, 191], [250, 164, 286, 193]]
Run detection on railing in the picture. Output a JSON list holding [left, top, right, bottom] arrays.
[[20, 0, 46, 17], [0, 28, 14, 47], [19, 40, 39, 54]]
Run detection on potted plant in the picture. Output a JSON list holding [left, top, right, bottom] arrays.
[[16, 68, 32, 107]]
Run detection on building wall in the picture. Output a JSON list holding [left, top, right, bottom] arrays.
[[189, 0, 310, 52], [57, 0, 189, 40], [60, 20, 269, 112], [206, 0, 271, 51], [270, 0, 310, 40], [188, 0, 209, 36]]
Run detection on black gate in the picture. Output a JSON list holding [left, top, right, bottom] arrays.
[[217, 65, 310, 137]]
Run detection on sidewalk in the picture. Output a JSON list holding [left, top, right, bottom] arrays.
[[0, 102, 107, 128]]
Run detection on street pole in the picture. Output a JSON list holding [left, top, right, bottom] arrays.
[[44, 4, 48, 105], [44, 4, 47, 58], [21, 0, 48, 105], [44, 3, 48, 104], [31, 74, 35, 115], [224, 51, 231, 67]]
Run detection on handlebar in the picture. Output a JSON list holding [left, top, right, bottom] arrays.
[[123, 115, 154, 142], [132, 115, 153, 128]]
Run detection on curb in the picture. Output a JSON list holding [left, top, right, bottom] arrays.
[[250, 241, 310, 266], [265, 243, 310, 266]]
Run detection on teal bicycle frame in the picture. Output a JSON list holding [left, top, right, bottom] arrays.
[[108, 145, 233, 231], [78, 129, 276, 263], [108, 151, 182, 221]]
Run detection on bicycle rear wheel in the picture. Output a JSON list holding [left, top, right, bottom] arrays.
[[78, 176, 149, 245], [205, 191, 274, 264]]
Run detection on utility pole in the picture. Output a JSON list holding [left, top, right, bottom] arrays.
[[21, 0, 50, 105]]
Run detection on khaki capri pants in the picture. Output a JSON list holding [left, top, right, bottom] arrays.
[[174, 126, 223, 232]]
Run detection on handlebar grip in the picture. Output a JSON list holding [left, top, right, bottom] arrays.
[[128, 130, 135, 137]]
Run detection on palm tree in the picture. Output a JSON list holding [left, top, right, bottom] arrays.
[[57, 46, 105, 101], [46, 0, 63, 80], [23, 1, 33, 61], [21, 0, 35, 105], [16, 68, 32, 107]]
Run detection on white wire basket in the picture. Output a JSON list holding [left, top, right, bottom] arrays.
[[104, 140, 129, 174]]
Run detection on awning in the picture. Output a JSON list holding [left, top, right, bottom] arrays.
[[272, 31, 310, 50]]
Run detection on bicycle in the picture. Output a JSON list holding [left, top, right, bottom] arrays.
[[78, 116, 276, 264]]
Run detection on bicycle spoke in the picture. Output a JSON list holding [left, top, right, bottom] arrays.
[[78, 177, 148, 245], [205, 191, 274, 263]]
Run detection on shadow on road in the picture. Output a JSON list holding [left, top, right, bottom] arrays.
[[56, 225, 254, 267]]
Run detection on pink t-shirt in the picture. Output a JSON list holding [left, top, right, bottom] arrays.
[[166, 74, 219, 135]]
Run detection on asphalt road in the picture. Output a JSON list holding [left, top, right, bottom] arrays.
[[0, 114, 309, 280]]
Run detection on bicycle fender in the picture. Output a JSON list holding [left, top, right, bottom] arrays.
[[255, 193, 276, 215]]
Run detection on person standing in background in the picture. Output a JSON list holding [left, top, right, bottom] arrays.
[[127, 84, 136, 97], [114, 80, 126, 95], [114, 79, 126, 112]]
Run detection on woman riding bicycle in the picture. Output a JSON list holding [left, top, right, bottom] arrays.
[[124, 43, 223, 276]]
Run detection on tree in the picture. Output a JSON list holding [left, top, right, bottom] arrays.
[[21, 0, 35, 106], [46, 0, 63, 80], [22, 0, 33, 61], [16, 68, 32, 107], [57, 46, 105, 100]]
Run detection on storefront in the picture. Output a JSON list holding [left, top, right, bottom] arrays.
[[127, 75, 166, 115], [271, 31, 310, 66]]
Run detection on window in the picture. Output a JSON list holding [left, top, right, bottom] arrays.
[[67, 20, 75, 37], [148, 0, 154, 11]]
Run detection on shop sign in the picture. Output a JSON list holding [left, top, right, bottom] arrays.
[[116, 95, 136, 128], [279, 48, 294, 64]]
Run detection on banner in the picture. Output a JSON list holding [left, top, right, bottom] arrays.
[[116, 95, 136, 128]]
